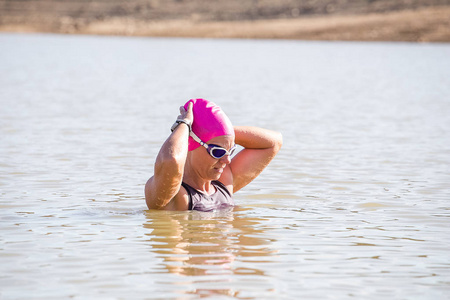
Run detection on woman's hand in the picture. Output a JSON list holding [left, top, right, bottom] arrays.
[[178, 102, 194, 126]]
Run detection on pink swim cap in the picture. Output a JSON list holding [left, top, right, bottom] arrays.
[[184, 99, 234, 151]]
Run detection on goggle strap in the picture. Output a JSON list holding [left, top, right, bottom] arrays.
[[189, 131, 208, 149]]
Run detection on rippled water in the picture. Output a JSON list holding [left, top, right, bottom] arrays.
[[1, 33, 449, 299]]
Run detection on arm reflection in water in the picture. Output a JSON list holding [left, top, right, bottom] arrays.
[[143, 207, 278, 279]]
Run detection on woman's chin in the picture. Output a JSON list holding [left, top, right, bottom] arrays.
[[210, 167, 223, 179]]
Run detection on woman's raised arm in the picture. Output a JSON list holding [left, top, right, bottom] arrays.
[[145, 103, 193, 209], [229, 126, 282, 192]]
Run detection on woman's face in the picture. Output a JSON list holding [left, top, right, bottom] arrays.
[[190, 135, 235, 181]]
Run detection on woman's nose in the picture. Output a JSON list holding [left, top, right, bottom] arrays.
[[220, 154, 232, 164]]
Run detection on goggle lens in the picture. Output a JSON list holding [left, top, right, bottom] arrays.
[[208, 145, 236, 159]]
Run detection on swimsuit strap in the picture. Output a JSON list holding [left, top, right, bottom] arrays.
[[181, 182, 194, 210], [211, 180, 232, 197]]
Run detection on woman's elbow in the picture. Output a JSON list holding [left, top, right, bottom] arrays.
[[273, 131, 283, 153]]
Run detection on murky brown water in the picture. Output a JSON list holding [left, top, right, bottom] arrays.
[[1, 33, 449, 299]]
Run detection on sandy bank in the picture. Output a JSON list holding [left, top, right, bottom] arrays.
[[1, 4, 449, 42]]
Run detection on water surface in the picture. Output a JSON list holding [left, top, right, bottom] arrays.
[[1, 33, 449, 299]]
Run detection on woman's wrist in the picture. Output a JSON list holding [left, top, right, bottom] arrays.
[[171, 119, 192, 132]]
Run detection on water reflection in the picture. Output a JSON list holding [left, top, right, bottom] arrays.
[[143, 207, 278, 297]]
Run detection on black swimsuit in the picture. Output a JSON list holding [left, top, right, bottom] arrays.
[[181, 181, 234, 212]]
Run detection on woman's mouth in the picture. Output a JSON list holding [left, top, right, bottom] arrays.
[[214, 165, 226, 173]]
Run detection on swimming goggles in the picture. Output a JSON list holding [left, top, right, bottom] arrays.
[[190, 131, 237, 159]]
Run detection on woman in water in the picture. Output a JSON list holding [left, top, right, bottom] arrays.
[[145, 98, 282, 211]]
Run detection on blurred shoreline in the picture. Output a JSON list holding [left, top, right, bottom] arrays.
[[1, 1, 449, 42]]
